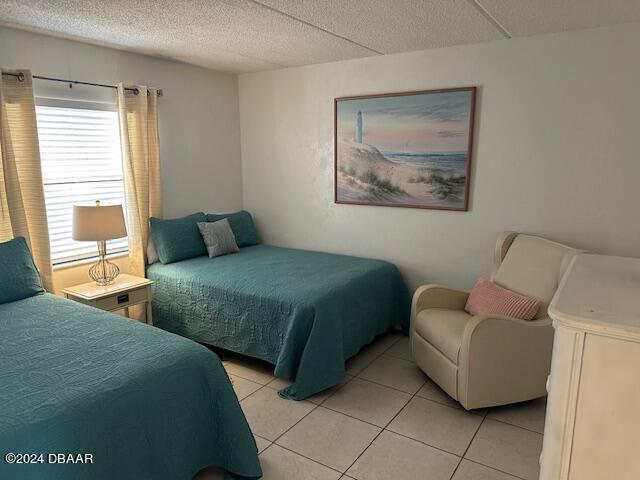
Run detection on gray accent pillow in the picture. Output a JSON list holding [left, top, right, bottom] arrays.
[[197, 219, 240, 258]]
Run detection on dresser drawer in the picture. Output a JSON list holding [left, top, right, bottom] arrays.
[[94, 286, 149, 311]]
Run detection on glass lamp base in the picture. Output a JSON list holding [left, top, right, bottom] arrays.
[[89, 254, 120, 286]]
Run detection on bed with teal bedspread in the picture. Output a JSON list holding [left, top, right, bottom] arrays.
[[0, 294, 261, 480], [147, 244, 410, 401]]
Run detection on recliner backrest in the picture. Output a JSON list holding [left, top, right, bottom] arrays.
[[491, 233, 581, 318]]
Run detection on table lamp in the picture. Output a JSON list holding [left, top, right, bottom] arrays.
[[72, 201, 127, 285]]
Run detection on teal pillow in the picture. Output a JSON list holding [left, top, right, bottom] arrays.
[[149, 212, 207, 264], [0, 236, 45, 303], [206, 211, 259, 247]]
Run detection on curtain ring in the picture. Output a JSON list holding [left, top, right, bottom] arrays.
[[133, 87, 140, 95], [17, 72, 25, 82], [147, 90, 151, 97]]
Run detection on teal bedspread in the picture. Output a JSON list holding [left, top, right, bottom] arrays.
[[0, 294, 261, 480], [147, 245, 410, 400]]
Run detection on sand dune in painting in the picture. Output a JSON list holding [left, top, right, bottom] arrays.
[[336, 140, 467, 208]]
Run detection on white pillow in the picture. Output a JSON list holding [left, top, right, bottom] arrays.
[[147, 236, 159, 265]]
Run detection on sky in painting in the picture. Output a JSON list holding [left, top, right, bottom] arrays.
[[337, 90, 472, 154]]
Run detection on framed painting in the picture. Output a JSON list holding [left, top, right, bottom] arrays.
[[334, 86, 476, 211]]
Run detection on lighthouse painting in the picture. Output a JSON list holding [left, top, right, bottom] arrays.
[[334, 87, 476, 211]]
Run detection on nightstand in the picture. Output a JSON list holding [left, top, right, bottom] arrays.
[[62, 274, 154, 324]]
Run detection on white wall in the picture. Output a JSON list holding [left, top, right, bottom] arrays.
[[239, 22, 640, 291], [0, 26, 242, 290]]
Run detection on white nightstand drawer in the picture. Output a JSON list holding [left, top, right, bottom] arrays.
[[94, 286, 149, 311], [62, 274, 154, 324]]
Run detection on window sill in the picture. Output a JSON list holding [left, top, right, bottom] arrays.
[[52, 252, 129, 271]]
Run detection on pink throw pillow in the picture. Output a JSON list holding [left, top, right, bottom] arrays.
[[465, 277, 540, 320]]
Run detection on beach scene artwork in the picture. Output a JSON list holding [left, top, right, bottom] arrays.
[[335, 87, 475, 210]]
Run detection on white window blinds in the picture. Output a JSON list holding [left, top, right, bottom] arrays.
[[36, 99, 128, 265]]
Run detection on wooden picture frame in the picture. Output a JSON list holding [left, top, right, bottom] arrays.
[[334, 86, 476, 211]]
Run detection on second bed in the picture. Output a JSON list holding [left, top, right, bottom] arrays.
[[148, 244, 410, 400]]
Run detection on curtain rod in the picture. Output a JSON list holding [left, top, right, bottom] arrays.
[[1, 71, 163, 96]]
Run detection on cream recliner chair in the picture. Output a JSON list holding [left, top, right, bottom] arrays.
[[410, 232, 582, 410]]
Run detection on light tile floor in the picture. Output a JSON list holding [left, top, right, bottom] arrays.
[[223, 332, 545, 480]]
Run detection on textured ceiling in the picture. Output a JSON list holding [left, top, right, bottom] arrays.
[[0, 0, 639, 73], [258, 0, 504, 54], [478, 0, 640, 36]]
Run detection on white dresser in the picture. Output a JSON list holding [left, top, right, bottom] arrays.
[[540, 254, 640, 480]]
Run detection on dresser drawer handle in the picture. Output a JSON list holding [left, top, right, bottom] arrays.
[[117, 293, 130, 304]]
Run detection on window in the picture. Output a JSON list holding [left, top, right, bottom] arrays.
[[36, 98, 128, 265]]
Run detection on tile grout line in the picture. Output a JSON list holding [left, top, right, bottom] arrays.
[[268, 441, 346, 476], [228, 375, 265, 396], [343, 338, 541, 477], [448, 415, 485, 479], [340, 376, 429, 477], [463, 458, 528, 480], [318, 402, 401, 430], [353, 375, 459, 408], [353, 358, 427, 395], [268, 364, 409, 476], [252, 402, 335, 472], [232, 339, 541, 478], [232, 342, 543, 472], [254, 432, 272, 452], [226, 367, 275, 386], [347, 350, 396, 377], [261, 373, 367, 473], [238, 380, 330, 439], [255, 388, 540, 479], [318, 401, 485, 461], [236, 383, 269, 403], [352, 361, 545, 437], [254, 335, 417, 477], [258, 440, 273, 456], [244, 360, 545, 437], [346, 336, 404, 376], [327, 375, 417, 398], [249, 389, 527, 480], [238, 339, 434, 455], [452, 416, 535, 480], [380, 334, 411, 360], [250, 337, 400, 474], [483, 414, 545, 435], [351, 367, 487, 417], [267, 397, 320, 444], [320, 394, 483, 432], [381, 426, 471, 460]]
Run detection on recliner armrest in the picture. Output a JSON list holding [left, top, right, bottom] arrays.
[[457, 314, 554, 409], [410, 285, 469, 354], [412, 284, 469, 313], [464, 314, 552, 332]]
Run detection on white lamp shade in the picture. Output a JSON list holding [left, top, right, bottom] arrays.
[[72, 204, 127, 241]]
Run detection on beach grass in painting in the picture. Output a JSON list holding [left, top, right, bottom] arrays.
[[335, 88, 475, 210]]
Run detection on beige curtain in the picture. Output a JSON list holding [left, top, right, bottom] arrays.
[[117, 84, 161, 279], [0, 69, 54, 291]]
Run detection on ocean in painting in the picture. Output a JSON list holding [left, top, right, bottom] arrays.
[[336, 89, 473, 209], [384, 152, 467, 173]]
